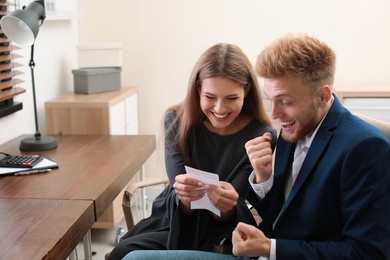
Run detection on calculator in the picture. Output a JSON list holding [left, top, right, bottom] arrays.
[[0, 152, 44, 168]]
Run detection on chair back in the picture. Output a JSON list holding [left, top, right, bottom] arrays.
[[354, 113, 390, 141]]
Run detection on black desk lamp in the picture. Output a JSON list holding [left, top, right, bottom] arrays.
[[0, 0, 57, 151]]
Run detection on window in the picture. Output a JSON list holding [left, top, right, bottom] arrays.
[[0, 0, 26, 118]]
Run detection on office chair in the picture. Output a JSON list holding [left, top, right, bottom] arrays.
[[354, 113, 390, 141], [122, 177, 168, 231]]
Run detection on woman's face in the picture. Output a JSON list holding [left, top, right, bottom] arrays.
[[198, 76, 246, 135]]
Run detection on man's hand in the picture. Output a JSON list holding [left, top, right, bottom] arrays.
[[245, 132, 273, 183], [232, 222, 271, 258]]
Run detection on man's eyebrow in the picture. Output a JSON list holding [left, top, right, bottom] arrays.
[[270, 93, 293, 99]]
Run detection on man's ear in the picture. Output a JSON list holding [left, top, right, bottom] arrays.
[[318, 85, 332, 106]]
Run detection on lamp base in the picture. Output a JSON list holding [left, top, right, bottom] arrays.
[[19, 135, 57, 151]]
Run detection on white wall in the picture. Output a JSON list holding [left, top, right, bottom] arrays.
[[2, 0, 390, 180], [78, 0, 390, 179]]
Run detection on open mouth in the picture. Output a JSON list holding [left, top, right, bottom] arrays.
[[212, 112, 229, 119], [281, 120, 295, 130]]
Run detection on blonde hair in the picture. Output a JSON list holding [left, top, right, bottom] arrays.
[[256, 33, 336, 91], [168, 43, 271, 165]]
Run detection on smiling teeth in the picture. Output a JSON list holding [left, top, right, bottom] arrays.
[[281, 120, 295, 126], [213, 113, 228, 119]]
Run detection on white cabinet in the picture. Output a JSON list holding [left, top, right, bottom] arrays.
[[109, 93, 139, 135], [45, 86, 138, 135]]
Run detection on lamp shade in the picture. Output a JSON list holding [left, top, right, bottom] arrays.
[[0, 1, 45, 47]]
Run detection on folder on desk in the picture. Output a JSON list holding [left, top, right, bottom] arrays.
[[0, 157, 58, 176]]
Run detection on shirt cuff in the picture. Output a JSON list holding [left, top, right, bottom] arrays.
[[249, 171, 274, 198], [257, 239, 276, 260], [269, 239, 276, 260]]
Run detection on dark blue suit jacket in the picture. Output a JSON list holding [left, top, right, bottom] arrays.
[[251, 95, 390, 259]]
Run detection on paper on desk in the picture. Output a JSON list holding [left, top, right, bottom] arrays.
[[0, 157, 58, 176], [185, 165, 220, 216]]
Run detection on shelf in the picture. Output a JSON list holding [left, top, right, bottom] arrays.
[[0, 101, 22, 118], [334, 85, 390, 103], [0, 87, 26, 102]]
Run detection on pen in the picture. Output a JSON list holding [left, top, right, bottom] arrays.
[[14, 169, 52, 176]]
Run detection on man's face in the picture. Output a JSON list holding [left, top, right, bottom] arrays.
[[264, 76, 322, 143]]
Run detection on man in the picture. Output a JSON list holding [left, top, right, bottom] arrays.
[[237, 32, 390, 259], [122, 33, 390, 260]]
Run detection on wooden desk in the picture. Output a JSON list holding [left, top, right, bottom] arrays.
[[0, 198, 94, 260], [0, 134, 156, 220]]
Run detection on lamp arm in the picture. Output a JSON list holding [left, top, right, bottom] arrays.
[[36, 0, 46, 23], [30, 0, 46, 23], [29, 44, 41, 140], [22, 1, 46, 23]]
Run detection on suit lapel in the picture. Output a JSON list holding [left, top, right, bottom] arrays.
[[260, 133, 294, 235], [282, 128, 333, 210]]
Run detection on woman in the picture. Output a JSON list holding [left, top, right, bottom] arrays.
[[109, 43, 277, 259]]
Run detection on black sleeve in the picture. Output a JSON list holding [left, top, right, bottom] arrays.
[[164, 109, 186, 185]]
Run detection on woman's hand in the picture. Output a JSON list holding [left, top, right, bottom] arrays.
[[173, 173, 208, 214], [208, 181, 239, 221]]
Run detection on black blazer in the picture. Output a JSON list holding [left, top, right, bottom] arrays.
[[252, 95, 390, 259]]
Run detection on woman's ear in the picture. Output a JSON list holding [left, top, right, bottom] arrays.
[[244, 82, 251, 97], [197, 84, 201, 95]]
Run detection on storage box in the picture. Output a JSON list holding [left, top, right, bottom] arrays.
[[77, 43, 123, 68], [72, 67, 121, 94]]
